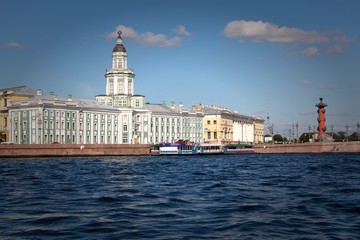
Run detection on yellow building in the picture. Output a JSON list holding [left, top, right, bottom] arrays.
[[0, 86, 36, 142], [254, 117, 265, 143], [194, 104, 264, 144]]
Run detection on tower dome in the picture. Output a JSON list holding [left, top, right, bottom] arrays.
[[113, 31, 126, 53]]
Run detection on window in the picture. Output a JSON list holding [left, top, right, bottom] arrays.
[[118, 82, 124, 94], [62, 121, 65, 130], [72, 112, 75, 118], [67, 122, 70, 129], [67, 112, 70, 118], [207, 132, 211, 139], [128, 81, 132, 94], [135, 99, 140, 107], [72, 122, 75, 129], [123, 125, 128, 132], [207, 120, 210, 124], [214, 132, 217, 139], [56, 121, 59, 129], [109, 82, 114, 95], [213, 120, 217, 124]]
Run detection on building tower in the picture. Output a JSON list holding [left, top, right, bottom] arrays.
[[95, 31, 145, 109], [315, 97, 327, 137]]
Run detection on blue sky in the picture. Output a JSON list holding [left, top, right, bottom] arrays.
[[1, 0, 359, 136]]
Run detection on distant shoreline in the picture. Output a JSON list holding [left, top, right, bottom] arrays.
[[0, 142, 359, 158]]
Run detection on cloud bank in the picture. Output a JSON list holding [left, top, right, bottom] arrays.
[[298, 81, 313, 88], [104, 25, 190, 47], [173, 25, 192, 36], [223, 20, 356, 57], [5, 42, 26, 49]]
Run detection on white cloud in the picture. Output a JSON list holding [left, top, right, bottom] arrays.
[[301, 44, 347, 57], [173, 25, 191, 36], [6, 42, 26, 49], [298, 81, 313, 88], [301, 47, 320, 57], [223, 20, 330, 44], [104, 25, 182, 47], [223, 20, 356, 57]]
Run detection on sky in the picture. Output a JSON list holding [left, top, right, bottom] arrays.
[[1, 0, 360, 136]]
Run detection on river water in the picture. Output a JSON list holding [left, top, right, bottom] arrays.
[[1, 154, 360, 239]]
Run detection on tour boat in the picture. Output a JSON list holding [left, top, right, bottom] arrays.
[[223, 144, 255, 154], [151, 141, 223, 155]]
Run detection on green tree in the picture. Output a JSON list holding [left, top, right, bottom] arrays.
[[273, 134, 283, 142], [299, 133, 312, 142], [349, 132, 358, 141]]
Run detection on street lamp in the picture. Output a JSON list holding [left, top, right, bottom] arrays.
[[345, 124, 349, 141]]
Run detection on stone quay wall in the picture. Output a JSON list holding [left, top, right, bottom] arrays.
[[0, 144, 152, 158], [254, 141, 360, 154]]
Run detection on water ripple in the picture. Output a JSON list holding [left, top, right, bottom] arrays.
[[0, 154, 359, 239]]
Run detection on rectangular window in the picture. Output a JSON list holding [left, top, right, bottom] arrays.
[[214, 132, 217, 139], [123, 125, 128, 132], [213, 120, 217, 124], [207, 120, 210, 124], [207, 132, 211, 139]]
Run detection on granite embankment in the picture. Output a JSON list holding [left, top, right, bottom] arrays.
[[0, 144, 152, 158], [254, 141, 360, 154]]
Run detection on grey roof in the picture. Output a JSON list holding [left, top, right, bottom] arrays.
[[145, 103, 203, 117], [9, 93, 119, 112], [201, 107, 264, 122], [0, 86, 36, 96]]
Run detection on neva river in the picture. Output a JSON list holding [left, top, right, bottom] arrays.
[[1, 154, 360, 239]]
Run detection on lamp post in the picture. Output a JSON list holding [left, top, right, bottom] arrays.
[[345, 125, 349, 142]]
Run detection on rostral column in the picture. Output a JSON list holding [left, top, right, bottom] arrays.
[[315, 98, 328, 137]]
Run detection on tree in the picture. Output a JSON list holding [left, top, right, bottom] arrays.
[[273, 134, 283, 142], [349, 132, 358, 141], [299, 133, 311, 143]]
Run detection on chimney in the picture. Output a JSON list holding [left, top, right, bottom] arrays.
[[162, 101, 166, 106], [171, 101, 175, 108], [210, 105, 213, 109], [197, 104, 202, 110], [50, 91, 54, 96], [202, 104, 205, 108], [206, 104, 208, 108], [192, 105, 196, 110], [36, 89, 43, 96], [234, 110, 238, 113], [179, 102, 183, 107], [68, 94, 72, 101]]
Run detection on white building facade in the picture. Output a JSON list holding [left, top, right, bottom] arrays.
[[146, 102, 204, 144]]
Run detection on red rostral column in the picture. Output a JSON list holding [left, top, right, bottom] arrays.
[[316, 98, 328, 137]]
